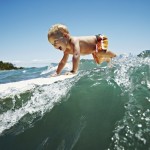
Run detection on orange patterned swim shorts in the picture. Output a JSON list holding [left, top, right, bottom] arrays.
[[92, 34, 108, 64]]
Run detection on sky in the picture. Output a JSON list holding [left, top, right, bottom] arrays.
[[0, 0, 150, 67]]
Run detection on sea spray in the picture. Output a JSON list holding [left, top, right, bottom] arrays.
[[0, 55, 150, 149], [109, 55, 150, 149], [0, 76, 79, 135]]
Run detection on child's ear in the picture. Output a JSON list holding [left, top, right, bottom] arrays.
[[63, 33, 69, 38]]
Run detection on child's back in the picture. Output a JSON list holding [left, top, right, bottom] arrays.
[[48, 24, 116, 76]]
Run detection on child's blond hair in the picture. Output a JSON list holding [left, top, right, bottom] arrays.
[[48, 24, 69, 40]]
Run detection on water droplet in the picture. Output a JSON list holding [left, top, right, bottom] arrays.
[[143, 113, 146, 116], [137, 124, 142, 128], [141, 117, 144, 120], [145, 117, 150, 121], [141, 81, 145, 84], [131, 118, 134, 122]]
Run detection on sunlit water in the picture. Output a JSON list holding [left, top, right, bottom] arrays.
[[0, 55, 150, 150]]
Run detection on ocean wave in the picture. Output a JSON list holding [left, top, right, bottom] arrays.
[[0, 76, 79, 135], [0, 55, 150, 149]]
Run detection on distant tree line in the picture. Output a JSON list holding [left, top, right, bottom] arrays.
[[0, 61, 24, 70]]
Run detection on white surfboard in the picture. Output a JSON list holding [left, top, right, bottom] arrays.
[[0, 74, 76, 93]]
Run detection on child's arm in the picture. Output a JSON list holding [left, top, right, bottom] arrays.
[[71, 41, 80, 74], [52, 53, 69, 76]]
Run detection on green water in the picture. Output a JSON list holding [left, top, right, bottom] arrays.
[[0, 56, 150, 150]]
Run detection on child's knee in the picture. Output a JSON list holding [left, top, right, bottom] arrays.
[[96, 57, 104, 64], [105, 58, 111, 63]]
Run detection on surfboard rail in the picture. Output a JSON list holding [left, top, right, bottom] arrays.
[[0, 74, 76, 93]]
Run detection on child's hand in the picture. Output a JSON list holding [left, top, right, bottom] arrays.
[[51, 72, 58, 77], [65, 72, 74, 75]]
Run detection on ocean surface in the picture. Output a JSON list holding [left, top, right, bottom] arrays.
[[0, 55, 150, 150]]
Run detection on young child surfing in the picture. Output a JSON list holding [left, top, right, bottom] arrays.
[[48, 24, 116, 76]]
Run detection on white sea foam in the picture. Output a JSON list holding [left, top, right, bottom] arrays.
[[22, 70, 26, 73], [0, 75, 75, 99], [40, 62, 72, 75], [40, 64, 57, 75], [114, 55, 150, 91], [109, 56, 150, 149], [0, 76, 77, 135]]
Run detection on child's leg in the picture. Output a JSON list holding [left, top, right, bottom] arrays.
[[96, 51, 116, 65], [106, 58, 113, 68], [105, 57, 111, 63], [105, 50, 116, 58], [92, 50, 116, 65], [103, 51, 116, 67], [97, 57, 105, 64]]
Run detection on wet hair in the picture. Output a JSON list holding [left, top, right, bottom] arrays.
[[48, 24, 69, 40]]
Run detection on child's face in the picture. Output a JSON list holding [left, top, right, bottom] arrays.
[[49, 34, 68, 52]]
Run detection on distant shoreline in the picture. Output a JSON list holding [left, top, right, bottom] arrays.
[[0, 61, 24, 70], [0, 50, 149, 70]]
